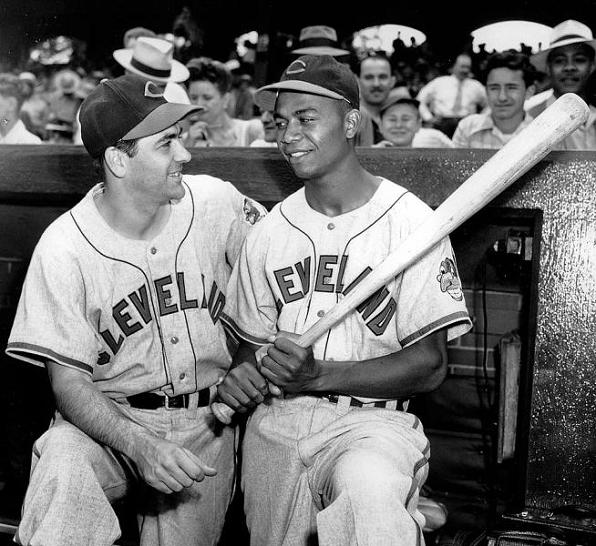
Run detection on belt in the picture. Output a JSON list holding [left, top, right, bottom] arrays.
[[127, 388, 211, 410], [320, 393, 407, 411]]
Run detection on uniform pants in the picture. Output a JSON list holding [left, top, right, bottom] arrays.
[[15, 404, 235, 546], [242, 396, 430, 546]]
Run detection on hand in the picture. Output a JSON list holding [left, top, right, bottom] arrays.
[[186, 120, 209, 146], [217, 360, 270, 414], [131, 434, 217, 494], [260, 332, 320, 393]]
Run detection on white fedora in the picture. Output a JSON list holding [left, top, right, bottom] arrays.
[[530, 19, 596, 73], [291, 25, 350, 57], [113, 36, 189, 83]]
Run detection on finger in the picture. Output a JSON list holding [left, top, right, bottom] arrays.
[[180, 448, 218, 478], [261, 354, 291, 379], [221, 378, 263, 407], [272, 336, 306, 356]]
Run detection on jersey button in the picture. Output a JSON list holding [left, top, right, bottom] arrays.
[[150, 247, 157, 255], [170, 336, 179, 344], [179, 372, 186, 380], [317, 310, 325, 317], [327, 223, 335, 230]]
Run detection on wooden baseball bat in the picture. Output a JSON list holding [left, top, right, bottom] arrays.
[[212, 93, 589, 424]]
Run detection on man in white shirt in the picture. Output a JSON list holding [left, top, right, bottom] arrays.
[[527, 19, 596, 150], [453, 50, 535, 148], [0, 74, 42, 144], [417, 53, 487, 138]]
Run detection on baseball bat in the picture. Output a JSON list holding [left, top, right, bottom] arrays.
[[212, 93, 589, 424]]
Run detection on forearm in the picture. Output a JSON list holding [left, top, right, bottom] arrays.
[[48, 362, 155, 460]]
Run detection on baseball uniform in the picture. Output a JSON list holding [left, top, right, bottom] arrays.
[[221, 177, 472, 545], [6, 174, 265, 546]]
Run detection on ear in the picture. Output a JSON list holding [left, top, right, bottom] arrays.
[[103, 146, 128, 179], [345, 109, 361, 139], [222, 91, 231, 110], [389, 74, 397, 89], [525, 84, 536, 101]]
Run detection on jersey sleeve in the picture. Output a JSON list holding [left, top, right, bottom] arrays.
[[221, 222, 278, 346], [5, 231, 100, 374], [222, 183, 268, 269]]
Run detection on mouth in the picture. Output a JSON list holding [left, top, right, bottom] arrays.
[[285, 150, 311, 161], [168, 170, 183, 182]]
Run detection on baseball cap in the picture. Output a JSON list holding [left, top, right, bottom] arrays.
[[380, 96, 420, 116], [254, 54, 359, 111], [80, 74, 201, 158]]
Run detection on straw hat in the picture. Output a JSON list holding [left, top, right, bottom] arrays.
[[291, 26, 349, 57]]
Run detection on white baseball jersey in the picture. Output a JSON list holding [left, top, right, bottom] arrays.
[[6, 175, 266, 400], [222, 178, 472, 401]]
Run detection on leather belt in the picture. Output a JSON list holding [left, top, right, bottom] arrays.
[[320, 393, 407, 411], [127, 388, 211, 410]]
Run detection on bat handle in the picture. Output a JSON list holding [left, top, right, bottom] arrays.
[[211, 344, 283, 424]]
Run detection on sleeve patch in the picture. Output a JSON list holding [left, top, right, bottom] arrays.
[[436, 256, 463, 301]]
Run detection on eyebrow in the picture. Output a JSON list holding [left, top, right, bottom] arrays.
[[156, 125, 182, 145]]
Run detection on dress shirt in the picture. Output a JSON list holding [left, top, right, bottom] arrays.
[[417, 75, 487, 122], [452, 112, 533, 149], [0, 119, 42, 144]]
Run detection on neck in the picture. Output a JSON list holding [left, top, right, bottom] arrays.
[[0, 117, 17, 137], [95, 184, 171, 240], [492, 112, 525, 134], [362, 101, 381, 121], [304, 157, 380, 217]]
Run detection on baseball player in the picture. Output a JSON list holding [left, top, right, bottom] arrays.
[[218, 55, 472, 545], [5, 74, 265, 546]]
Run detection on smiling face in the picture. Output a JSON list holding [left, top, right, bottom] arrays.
[[124, 123, 191, 204], [359, 57, 395, 106], [187, 79, 228, 125], [274, 91, 352, 180], [546, 43, 595, 96], [486, 67, 528, 123], [379, 102, 421, 147]]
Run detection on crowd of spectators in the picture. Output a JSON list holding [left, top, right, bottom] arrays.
[[0, 18, 595, 150]]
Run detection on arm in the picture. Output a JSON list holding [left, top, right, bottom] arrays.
[[47, 361, 216, 494], [260, 327, 448, 400], [216, 341, 271, 414], [416, 82, 436, 123]]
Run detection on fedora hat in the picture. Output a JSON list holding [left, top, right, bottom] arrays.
[[113, 36, 189, 83], [291, 25, 350, 57], [530, 20, 596, 73]]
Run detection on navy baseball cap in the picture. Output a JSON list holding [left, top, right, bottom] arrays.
[[255, 54, 359, 111], [80, 73, 201, 158]]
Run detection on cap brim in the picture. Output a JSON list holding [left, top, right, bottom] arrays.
[[123, 102, 202, 140], [530, 38, 596, 73], [255, 80, 346, 111], [291, 46, 350, 57], [113, 49, 190, 83]]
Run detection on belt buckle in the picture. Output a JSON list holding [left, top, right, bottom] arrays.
[[164, 395, 185, 410]]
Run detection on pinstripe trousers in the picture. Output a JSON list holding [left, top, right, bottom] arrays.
[[241, 395, 430, 546]]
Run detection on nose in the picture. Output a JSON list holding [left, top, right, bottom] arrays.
[[280, 118, 301, 144], [174, 139, 191, 163], [498, 87, 508, 101]]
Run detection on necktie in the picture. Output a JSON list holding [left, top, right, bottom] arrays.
[[452, 79, 463, 117]]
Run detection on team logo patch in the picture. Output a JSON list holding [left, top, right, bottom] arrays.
[[285, 59, 307, 76], [436, 257, 463, 301], [243, 198, 262, 225]]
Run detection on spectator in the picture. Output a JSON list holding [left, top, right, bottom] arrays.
[[374, 96, 454, 148], [250, 108, 277, 147], [46, 69, 83, 141], [114, 34, 190, 104], [291, 25, 350, 57], [184, 57, 263, 147], [528, 19, 596, 150], [416, 53, 487, 138], [453, 50, 536, 148], [0, 73, 42, 144], [231, 73, 256, 120], [354, 53, 396, 145]]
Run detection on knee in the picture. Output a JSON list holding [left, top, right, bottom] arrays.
[[332, 450, 406, 502]]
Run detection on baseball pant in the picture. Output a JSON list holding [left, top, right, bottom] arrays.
[[241, 395, 430, 546], [15, 404, 235, 546]]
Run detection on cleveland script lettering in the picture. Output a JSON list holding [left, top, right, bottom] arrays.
[[273, 255, 397, 336], [99, 272, 225, 354]]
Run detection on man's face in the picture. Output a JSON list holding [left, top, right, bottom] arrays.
[[547, 43, 595, 96], [453, 55, 472, 80], [359, 57, 395, 106], [486, 67, 528, 123], [274, 92, 351, 180], [260, 109, 277, 142], [125, 123, 191, 204], [379, 103, 421, 147]]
